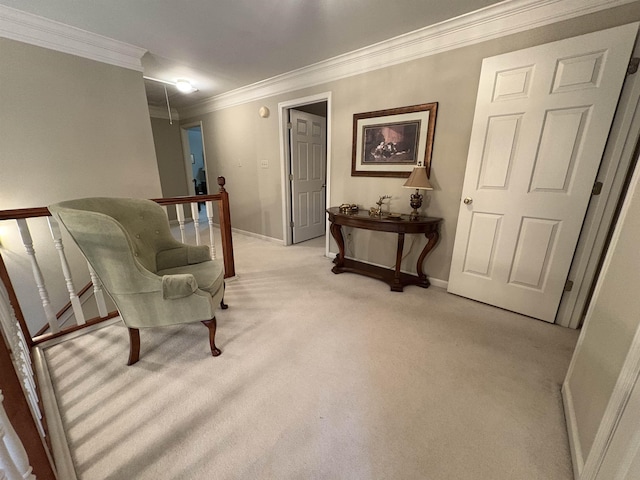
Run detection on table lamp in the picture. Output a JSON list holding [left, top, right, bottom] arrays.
[[403, 164, 433, 220]]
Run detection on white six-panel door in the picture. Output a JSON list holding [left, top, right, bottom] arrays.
[[448, 23, 638, 322], [290, 109, 327, 243]]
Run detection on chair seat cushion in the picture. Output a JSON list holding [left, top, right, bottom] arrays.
[[157, 260, 224, 296]]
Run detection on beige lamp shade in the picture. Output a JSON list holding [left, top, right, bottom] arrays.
[[403, 166, 433, 190]]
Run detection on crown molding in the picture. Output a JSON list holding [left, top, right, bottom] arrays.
[[148, 105, 180, 121], [181, 0, 637, 118], [0, 4, 146, 71]]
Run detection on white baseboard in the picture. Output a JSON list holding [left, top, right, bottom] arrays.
[[326, 251, 448, 289], [32, 347, 78, 480], [168, 218, 283, 244], [33, 318, 122, 478], [429, 277, 448, 289], [232, 227, 283, 244], [562, 381, 584, 479]]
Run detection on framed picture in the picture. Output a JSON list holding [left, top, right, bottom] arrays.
[[351, 103, 438, 178]]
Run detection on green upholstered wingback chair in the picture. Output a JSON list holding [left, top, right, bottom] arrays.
[[49, 197, 227, 365]]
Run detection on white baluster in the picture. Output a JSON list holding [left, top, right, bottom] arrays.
[[190, 202, 201, 245], [87, 264, 108, 318], [175, 205, 186, 243], [0, 285, 43, 439], [0, 433, 22, 480], [16, 219, 59, 334], [0, 392, 36, 480], [206, 201, 217, 260], [47, 218, 85, 326]]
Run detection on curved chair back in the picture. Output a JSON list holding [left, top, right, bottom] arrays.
[[52, 197, 178, 273]]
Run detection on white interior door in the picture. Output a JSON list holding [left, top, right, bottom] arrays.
[[448, 23, 638, 322], [290, 109, 327, 243]]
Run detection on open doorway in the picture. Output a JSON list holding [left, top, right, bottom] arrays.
[[180, 121, 208, 197], [278, 93, 332, 250]]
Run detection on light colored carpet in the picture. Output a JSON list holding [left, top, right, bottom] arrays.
[[42, 233, 578, 480]]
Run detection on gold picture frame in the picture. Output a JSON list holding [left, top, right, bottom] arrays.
[[351, 102, 438, 178]]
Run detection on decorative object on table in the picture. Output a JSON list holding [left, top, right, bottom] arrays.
[[369, 194, 392, 217], [351, 102, 438, 178], [403, 163, 433, 220], [339, 203, 359, 213]]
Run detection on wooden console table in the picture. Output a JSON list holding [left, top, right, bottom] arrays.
[[327, 207, 441, 292]]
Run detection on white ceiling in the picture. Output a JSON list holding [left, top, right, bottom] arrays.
[[0, 0, 506, 108]]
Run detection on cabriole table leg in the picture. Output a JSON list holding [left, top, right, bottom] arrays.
[[416, 231, 440, 287], [330, 222, 346, 272]]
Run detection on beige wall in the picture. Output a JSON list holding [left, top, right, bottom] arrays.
[[0, 37, 162, 333], [150, 116, 189, 197], [0, 38, 161, 207], [183, 3, 640, 283], [565, 159, 640, 463], [190, 103, 285, 239]]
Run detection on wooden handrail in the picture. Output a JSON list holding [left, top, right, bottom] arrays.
[[151, 193, 223, 205], [0, 207, 51, 221]]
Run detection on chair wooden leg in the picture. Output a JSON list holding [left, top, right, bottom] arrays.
[[127, 328, 140, 366], [201, 317, 222, 357], [220, 281, 228, 309]]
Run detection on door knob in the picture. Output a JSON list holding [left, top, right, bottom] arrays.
[[463, 197, 473, 205]]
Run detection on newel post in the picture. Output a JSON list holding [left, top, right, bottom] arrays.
[[217, 177, 235, 278]]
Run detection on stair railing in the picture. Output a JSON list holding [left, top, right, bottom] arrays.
[[0, 176, 234, 479]]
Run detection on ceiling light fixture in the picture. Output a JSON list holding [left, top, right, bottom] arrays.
[[143, 76, 197, 93], [143, 75, 198, 125], [175, 79, 194, 93]]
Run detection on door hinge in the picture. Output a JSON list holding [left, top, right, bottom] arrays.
[[289, 173, 294, 181], [286, 122, 292, 129], [564, 280, 574, 292], [592, 181, 603, 196], [628, 57, 640, 75], [290, 220, 295, 227]]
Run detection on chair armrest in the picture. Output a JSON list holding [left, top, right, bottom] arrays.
[[161, 273, 198, 300], [156, 245, 211, 270]]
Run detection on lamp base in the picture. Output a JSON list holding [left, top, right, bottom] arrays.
[[409, 190, 423, 220]]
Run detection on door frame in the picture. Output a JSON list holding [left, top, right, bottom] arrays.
[[562, 156, 640, 479], [278, 92, 332, 254], [556, 32, 640, 328], [180, 121, 208, 196]]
